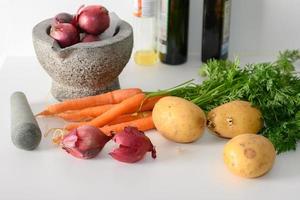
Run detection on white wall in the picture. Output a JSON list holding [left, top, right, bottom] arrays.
[[230, 0, 300, 56], [0, 0, 300, 59]]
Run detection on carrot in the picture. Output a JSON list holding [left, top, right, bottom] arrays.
[[38, 88, 142, 115], [65, 93, 146, 130], [137, 96, 164, 112], [100, 115, 155, 136], [57, 95, 163, 121], [57, 104, 114, 122], [108, 111, 152, 125]]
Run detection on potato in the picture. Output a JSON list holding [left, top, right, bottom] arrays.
[[207, 100, 263, 138], [152, 96, 206, 143], [223, 134, 276, 178]]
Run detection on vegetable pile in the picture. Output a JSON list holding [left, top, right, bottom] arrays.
[[50, 5, 110, 48], [147, 50, 300, 153], [36, 50, 300, 177], [38, 88, 159, 163]]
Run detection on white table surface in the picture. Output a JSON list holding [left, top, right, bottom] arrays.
[[0, 56, 299, 200]]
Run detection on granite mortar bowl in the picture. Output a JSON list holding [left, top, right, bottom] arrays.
[[32, 19, 133, 101]]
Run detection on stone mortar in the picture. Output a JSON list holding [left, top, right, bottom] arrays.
[[32, 19, 133, 101]]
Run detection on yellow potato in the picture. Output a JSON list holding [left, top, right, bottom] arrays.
[[223, 134, 276, 178], [152, 96, 206, 143], [207, 100, 263, 138]]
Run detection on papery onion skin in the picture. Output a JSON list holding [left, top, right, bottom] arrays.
[[50, 23, 80, 48], [109, 127, 156, 163], [77, 5, 110, 35], [62, 125, 111, 159]]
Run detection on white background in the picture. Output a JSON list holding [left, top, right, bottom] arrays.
[[0, 1, 300, 199], [0, 0, 300, 61]]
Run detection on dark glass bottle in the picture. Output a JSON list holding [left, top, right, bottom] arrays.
[[202, 0, 231, 62], [158, 0, 190, 65]]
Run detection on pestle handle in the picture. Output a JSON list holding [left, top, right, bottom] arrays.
[[11, 92, 42, 150]]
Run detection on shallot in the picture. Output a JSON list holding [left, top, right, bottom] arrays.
[[109, 127, 156, 163], [62, 125, 111, 159]]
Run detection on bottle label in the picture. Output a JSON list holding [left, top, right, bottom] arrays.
[[221, 0, 231, 56], [158, 0, 169, 54], [134, 0, 156, 17]]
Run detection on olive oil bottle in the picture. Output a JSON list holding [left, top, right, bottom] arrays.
[[133, 0, 158, 66], [202, 0, 231, 62], [158, 0, 190, 65]]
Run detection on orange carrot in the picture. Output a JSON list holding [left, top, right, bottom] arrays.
[[65, 93, 146, 130], [57, 104, 114, 122], [108, 111, 152, 125], [100, 115, 155, 136], [38, 88, 142, 115], [58, 95, 163, 121], [138, 96, 164, 112]]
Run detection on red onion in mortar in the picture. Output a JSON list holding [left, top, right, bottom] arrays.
[[81, 34, 100, 43], [62, 126, 111, 159], [76, 5, 110, 35], [109, 127, 156, 163], [53, 12, 74, 24], [50, 23, 79, 48]]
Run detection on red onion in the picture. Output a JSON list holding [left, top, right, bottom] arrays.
[[53, 12, 74, 24], [76, 5, 110, 35], [109, 127, 156, 163], [81, 34, 100, 43], [62, 126, 111, 159], [50, 23, 79, 48]]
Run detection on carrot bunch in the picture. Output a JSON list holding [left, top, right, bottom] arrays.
[[38, 88, 162, 136]]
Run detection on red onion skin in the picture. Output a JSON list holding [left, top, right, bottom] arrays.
[[53, 12, 74, 25], [50, 23, 79, 48], [62, 126, 111, 159], [77, 5, 110, 35], [81, 34, 100, 43], [109, 127, 156, 163], [109, 146, 145, 163]]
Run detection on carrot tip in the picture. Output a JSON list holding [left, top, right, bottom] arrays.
[[36, 110, 52, 117]]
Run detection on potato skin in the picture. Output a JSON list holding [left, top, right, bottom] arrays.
[[223, 134, 276, 178], [152, 97, 206, 143], [207, 100, 263, 138]]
